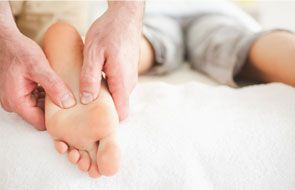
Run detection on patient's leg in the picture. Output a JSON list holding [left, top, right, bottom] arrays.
[[240, 31, 295, 86], [138, 36, 155, 74], [44, 22, 119, 178]]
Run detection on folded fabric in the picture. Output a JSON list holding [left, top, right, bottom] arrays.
[[0, 82, 294, 190]]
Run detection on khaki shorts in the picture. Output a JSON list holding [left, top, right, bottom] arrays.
[[10, 1, 88, 45], [143, 13, 265, 86]]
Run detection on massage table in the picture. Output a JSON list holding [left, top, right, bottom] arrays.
[[0, 64, 294, 189]]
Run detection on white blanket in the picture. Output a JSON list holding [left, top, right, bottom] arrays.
[[0, 82, 294, 190]]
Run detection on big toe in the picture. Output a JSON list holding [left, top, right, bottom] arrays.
[[97, 134, 120, 176]]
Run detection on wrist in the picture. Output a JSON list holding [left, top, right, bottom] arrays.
[[108, 1, 144, 24], [0, 2, 19, 38]]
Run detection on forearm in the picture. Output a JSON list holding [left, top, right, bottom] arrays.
[[0, 1, 18, 36]]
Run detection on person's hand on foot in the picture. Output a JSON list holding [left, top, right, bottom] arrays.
[[81, 2, 144, 121], [0, 24, 75, 130], [44, 22, 120, 178]]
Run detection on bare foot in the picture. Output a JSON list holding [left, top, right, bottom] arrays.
[[43, 22, 120, 178]]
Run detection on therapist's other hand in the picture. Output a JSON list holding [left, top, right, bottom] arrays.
[[0, 30, 75, 130], [81, 2, 144, 121]]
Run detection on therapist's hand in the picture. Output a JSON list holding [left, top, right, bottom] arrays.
[[0, 30, 75, 130], [81, 2, 144, 120]]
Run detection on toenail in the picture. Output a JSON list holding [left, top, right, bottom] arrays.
[[81, 92, 94, 104], [61, 94, 76, 108]]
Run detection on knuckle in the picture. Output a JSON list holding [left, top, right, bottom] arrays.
[[82, 65, 96, 76], [42, 75, 63, 95], [88, 62, 99, 72], [80, 71, 99, 85], [47, 78, 61, 91]]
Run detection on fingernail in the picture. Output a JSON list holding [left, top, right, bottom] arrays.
[[61, 94, 76, 108], [81, 92, 93, 104]]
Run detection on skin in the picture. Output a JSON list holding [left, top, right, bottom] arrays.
[[40, 27, 295, 179], [138, 31, 295, 87], [0, 0, 146, 177], [0, 1, 144, 130], [45, 26, 153, 177], [2, 0, 294, 179], [44, 22, 120, 178], [138, 36, 155, 75], [0, 1, 75, 130], [240, 31, 295, 86], [81, 1, 144, 121], [39, 27, 295, 179]]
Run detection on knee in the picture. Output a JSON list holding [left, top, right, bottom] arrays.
[[143, 16, 184, 74]]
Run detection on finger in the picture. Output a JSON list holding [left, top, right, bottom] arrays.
[[30, 61, 76, 109], [107, 77, 129, 121], [14, 94, 46, 130], [32, 86, 45, 111], [54, 140, 69, 154], [80, 44, 104, 105], [36, 85, 45, 92], [32, 86, 46, 99], [37, 97, 45, 112]]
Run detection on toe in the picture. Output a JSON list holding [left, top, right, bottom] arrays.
[[68, 148, 80, 164], [88, 162, 101, 178], [77, 150, 91, 172], [54, 140, 68, 154], [97, 134, 120, 176]]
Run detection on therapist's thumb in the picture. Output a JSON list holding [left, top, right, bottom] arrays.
[[79, 46, 104, 105], [31, 63, 76, 109]]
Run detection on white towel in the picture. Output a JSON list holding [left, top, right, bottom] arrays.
[[0, 82, 294, 190]]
